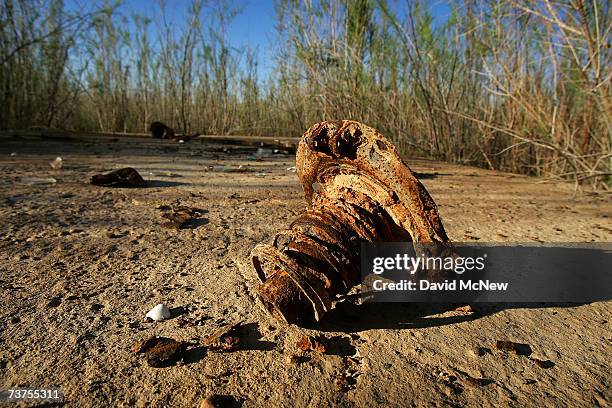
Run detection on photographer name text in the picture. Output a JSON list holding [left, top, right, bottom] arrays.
[[372, 279, 508, 291]]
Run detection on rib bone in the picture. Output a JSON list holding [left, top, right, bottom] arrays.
[[251, 120, 450, 324]]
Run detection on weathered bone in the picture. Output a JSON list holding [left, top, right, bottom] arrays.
[[251, 120, 451, 324]]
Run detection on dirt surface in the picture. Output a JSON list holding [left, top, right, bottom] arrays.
[[0, 134, 610, 407]]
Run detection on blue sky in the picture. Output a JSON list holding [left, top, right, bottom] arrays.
[[69, 0, 451, 79], [115, 0, 281, 76]]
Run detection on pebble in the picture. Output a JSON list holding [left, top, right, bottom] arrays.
[[145, 303, 171, 321], [50, 157, 63, 170]]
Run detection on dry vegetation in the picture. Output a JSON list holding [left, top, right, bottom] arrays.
[[0, 0, 610, 188]]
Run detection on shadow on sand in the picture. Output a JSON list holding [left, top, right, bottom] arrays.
[[145, 179, 190, 188], [414, 171, 451, 180], [305, 296, 596, 333]]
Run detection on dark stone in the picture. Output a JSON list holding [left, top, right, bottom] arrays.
[[90, 167, 147, 188], [149, 121, 175, 139]]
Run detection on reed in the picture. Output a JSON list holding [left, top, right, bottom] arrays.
[[1, 0, 609, 189]]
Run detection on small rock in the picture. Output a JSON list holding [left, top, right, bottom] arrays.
[[90, 167, 146, 188], [454, 305, 475, 314], [132, 336, 187, 368], [160, 205, 206, 229], [146, 303, 171, 321], [203, 323, 243, 352], [162, 211, 193, 229], [50, 157, 63, 170], [132, 336, 164, 353]]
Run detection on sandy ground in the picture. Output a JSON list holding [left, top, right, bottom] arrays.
[[0, 134, 610, 407]]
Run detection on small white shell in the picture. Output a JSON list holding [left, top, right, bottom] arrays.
[[145, 303, 171, 321]]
